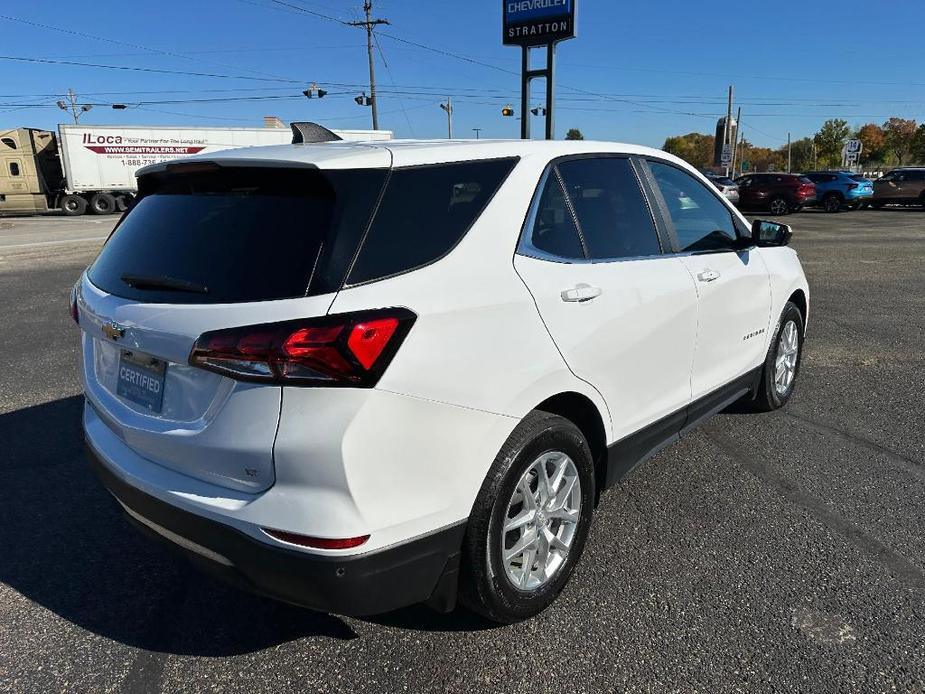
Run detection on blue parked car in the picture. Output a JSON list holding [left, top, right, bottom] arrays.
[[802, 171, 874, 212]]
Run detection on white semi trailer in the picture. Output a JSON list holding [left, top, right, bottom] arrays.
[[0, 123, 392, 216]]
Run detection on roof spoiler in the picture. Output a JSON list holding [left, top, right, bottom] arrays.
[[290, 122, 343, 144]]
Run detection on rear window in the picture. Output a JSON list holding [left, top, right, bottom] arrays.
[[88, 167, 387, 304], [346, 158, 517, 285], [849, 174, 868, 182]]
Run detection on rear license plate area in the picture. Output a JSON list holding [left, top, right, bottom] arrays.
[[117, 350, 166, 413]]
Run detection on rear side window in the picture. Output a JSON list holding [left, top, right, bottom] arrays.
[[88, 167, 387, 304], [521, 170, 585, 260], [556, 157, 660, 260], [347, 158, 517, 285], [648, 160, 739, 253]]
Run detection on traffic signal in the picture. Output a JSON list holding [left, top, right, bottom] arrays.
[[501, 105, 515, 117], [355, 92, 371, 106]]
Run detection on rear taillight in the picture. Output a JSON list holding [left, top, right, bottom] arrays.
[[189, 308, 415, 387], [847, 183, 859, 190], [70, 284, 79, 325]]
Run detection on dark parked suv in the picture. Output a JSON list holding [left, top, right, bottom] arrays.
[[735, 173, 816, 215], [871, 168, 925, 208]]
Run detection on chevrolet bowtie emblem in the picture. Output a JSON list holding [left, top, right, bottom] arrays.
[[102, 321, 126, 341]]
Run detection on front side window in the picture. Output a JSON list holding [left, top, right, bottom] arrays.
[[347, 158, 517, 284], [648, 160, 739, 253], [556, 157, 661, 260]]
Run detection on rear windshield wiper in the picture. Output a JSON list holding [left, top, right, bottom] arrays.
[[120, 273, 209, 294]]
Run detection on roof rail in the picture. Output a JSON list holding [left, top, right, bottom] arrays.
[[290, 122, 343, 144]]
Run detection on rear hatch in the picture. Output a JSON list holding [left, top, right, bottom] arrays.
[[79, 157, 390, 492]]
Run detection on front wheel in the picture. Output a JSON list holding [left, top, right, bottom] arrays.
[[769, 197, 790, 215], [459, 411, 596, 623], [750, 301, 804, 412]]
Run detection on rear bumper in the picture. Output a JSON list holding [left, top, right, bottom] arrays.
[[87, 445, 466, 616]]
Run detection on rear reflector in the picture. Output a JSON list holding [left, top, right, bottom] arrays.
[[263, 528, 369, 550], [189, 308, 415, 387]]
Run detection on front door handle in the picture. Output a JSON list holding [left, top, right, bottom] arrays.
[[561, 283, 602, 303], [697, 269, 721, 283]]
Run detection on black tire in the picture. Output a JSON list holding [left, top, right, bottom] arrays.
[[89, 192, 117, 215], [60, 194, 87, 216], [823, 193, 843, 213], [750, 301, 804, 412], [768, 196, 790, 216], [459, 411, 596, 623]]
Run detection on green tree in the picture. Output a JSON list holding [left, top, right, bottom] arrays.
[[781, 137, 815, 172], [565, 128, 584, 141], [813, 119, 851, 167], [856, 123, 886, 165], [882, 117, 918, 165], [662, 132, 715, 168], [913, 124, 925, 165]]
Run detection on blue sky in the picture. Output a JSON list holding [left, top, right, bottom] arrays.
[[2, 1, 924, 148]]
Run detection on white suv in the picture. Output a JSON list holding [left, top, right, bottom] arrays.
[[76, 134, 808, 623]]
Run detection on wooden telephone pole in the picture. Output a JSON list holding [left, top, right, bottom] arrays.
[[349, 1, 389, 130]]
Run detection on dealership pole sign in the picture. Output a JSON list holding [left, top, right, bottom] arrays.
[[503, 0, 576, 46], [503, 0, 576, 140]]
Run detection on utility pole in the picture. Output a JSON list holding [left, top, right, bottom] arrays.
[[348, 1, 389, 130], [723, 85, 734, 177], [787, 132, 792, 173], [439, 97, 453, 139], [56, 88, 92, 124], [731, 107, 742, 176], [472, 128, 482, 139]]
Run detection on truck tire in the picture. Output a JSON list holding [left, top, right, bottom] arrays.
[[90, 193, 117, 215], [60, 194, 87, 216]]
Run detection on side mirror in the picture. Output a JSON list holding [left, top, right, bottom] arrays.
[[752, 219, 792, 247]]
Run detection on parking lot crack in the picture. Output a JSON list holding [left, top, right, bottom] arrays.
[[704, 428, 925, 592]]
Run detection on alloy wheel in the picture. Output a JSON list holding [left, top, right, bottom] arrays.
[[774, 320, 799, 395], [770, 198, 788, 215], [500, 451, 581, 591]]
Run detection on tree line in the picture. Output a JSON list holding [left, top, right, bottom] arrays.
[[662, 118, 925, 173]]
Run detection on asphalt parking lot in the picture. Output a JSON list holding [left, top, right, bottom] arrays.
[[0, 208, 923, 693]]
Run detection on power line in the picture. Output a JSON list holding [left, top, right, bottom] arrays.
[[0, 13, 297, 83], [0, 54, 303, 83]]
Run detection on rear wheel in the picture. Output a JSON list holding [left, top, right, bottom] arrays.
[[769, 197, 790, 216], [823, 193, 843, 213], [750, 301, 804, 412], [60, 194, 87, 216], [89, 193, 117, 215], [459, 411, 596, 623]]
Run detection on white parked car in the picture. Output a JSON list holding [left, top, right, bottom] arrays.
[[76, 134, 809, 623]]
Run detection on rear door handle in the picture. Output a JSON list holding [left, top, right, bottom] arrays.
[[561, 283, 602, 303], [696, 269, 721, 283]]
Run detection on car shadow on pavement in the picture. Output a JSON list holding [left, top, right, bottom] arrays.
[[0, 395, 360, 655]]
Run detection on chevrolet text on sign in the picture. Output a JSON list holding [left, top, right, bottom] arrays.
[[503, 0, 575, 46]]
